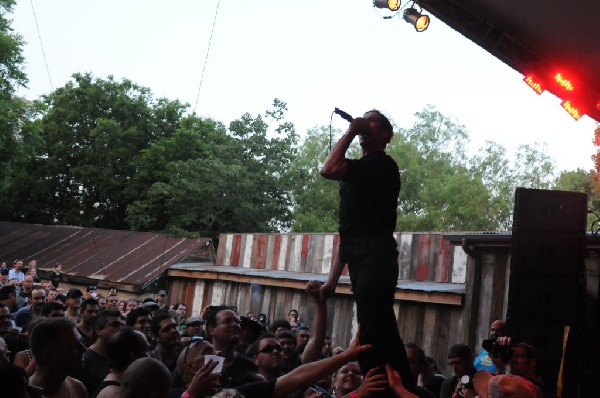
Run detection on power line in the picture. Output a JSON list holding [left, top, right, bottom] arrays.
[[193, 0, 221, 113], [30, 0, 53, 91]]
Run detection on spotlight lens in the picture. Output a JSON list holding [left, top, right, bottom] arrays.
[[415, 15, 430, 31], [387, 0, 401, 11]]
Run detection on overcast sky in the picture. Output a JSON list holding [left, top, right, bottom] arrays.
[[10, 0, 598, 172]]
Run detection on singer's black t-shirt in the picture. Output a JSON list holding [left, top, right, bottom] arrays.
[[338, 151, 400, 238]]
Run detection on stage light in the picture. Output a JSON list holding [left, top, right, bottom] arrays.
[[403, 7, 430, 32], [561, 100, 583, 121], [523, 74, 544, 95], [554, 73, 574, 91], [373, 0, 401, 11]]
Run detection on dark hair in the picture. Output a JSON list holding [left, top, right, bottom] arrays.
[[0, 285, 16, 301], [515, 342, 537, 359], [81, 298, 99, 312], [30, 318, 76, 366], [364, 109, 394, 142], [107, 327, 147, 370], [203, 305, 235, 328], [126, 307, 151, 327], [405, 342, 426, 364], [288, 309, 298, 316], [150, 310, 174, 335], [41, 301, 65, 317], [93, 309, 123, 340], [247, 333, 277, 357], [297, 326, 310, 333], [275, 330, 296, 343], [0, 364, 28, 397], [269, 319, 291, 333]]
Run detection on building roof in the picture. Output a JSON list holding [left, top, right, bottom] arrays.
[[420, 0, 600, 122], [0, 221, 215, 292]]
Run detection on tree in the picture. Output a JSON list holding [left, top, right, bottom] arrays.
[[0, 0, 30, 209], [290, 126, 340, 232], [1, 73, 187, 228], [554, 168, 600, 229], [126, 99, 299, 238]]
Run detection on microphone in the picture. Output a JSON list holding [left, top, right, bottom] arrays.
[[334, 107, 353, 123]]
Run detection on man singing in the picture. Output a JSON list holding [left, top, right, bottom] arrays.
[[319, 109, 415, 395]]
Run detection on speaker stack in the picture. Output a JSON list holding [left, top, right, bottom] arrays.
[[507, 188, 587, 396]]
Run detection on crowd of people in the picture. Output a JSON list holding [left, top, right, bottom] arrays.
[[0, 257, 553, 398]]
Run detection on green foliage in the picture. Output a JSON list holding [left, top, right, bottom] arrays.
[[126, 99, 299, 239], [0, 0, 30, 206], [291, 105, 560, 232], [554, 168, 600, 229]]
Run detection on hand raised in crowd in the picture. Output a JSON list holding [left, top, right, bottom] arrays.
[[343, 325, 372, 361], [384, 364, 418, 398], [186, 359, 221, 398], [353, 367, 388, 398], [306, 280, 323, 301]]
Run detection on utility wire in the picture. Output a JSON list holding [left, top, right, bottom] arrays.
[[30, 0, 53, 91], [194, 0, 221, 113]]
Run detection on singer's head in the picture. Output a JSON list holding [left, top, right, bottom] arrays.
[[359, 110, 394, 154]]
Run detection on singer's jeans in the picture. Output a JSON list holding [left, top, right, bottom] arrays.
[[341, 236, 416, 396]]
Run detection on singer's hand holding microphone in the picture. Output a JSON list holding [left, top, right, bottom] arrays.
[[334, 107, 370, 136]]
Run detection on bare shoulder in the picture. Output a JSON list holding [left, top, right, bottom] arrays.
[[64, 376, 89, 398]]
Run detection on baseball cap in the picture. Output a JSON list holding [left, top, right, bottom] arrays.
[[474, 371, 543, 398], [185, 316, 204, 326], [66, 288, 83, 299], [157, 290, 167, 296], [143, 300, 159, 309]]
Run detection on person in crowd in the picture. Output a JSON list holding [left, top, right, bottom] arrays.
[[172, 302, 188, 325], [332, 347, 345, 356], [185, 316, 206, 338], [123, 299, 137, 315], [269, 319, 292, 334], [204, 305, 257, 388], [0, 337, 10, 364], [8, 260, 25, 284], [15, 286, 46, 333], [80, 309, 123, 395], [46, 288, 58, 302], [403, 343, 435, 398], [149, 310, 181, 372], [17, 274, 34, 309], [77, 298, 100, 347], [86, 285, 98, 299], [421, 356, 445, 398], [331, 361, 393, 398], [118, 357, 172, 398], [235, 316, 262, 354], [303, 280, 329, 365], [26, 259, 37, 277], [156, 289, 168, 309], [50, 263, 63, 288], [250, 333, 285, 380], [97, 295, 107, 310], [143, 298, 161, 316], [0, 286, 18, 313], [92, 327, 150, 398], [440, 344, 476, 398], [319, 109, 415, 394], [41, 301, 66, 318], [13, 317, 47, 377], [0, 266, 9, 287], [288, 309, 304, 331], [28, 318, 88, 397], [125, 307, 153, 346], [474, 320, 506, 373], [65, 288, 84, 322], [276, 329, 300, 373], [106, 290, 119, 311], [173, 339, 223, 398], [296, 326, 311, 355], [118, 300, 126, 314]]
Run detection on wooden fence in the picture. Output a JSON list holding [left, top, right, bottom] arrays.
[[166, 232, 514, 376]]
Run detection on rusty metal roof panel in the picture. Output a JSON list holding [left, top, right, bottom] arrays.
[[0, 221, 214, 289]]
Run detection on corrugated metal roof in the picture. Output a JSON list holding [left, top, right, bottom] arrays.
[[0, 221, 214, 290]]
